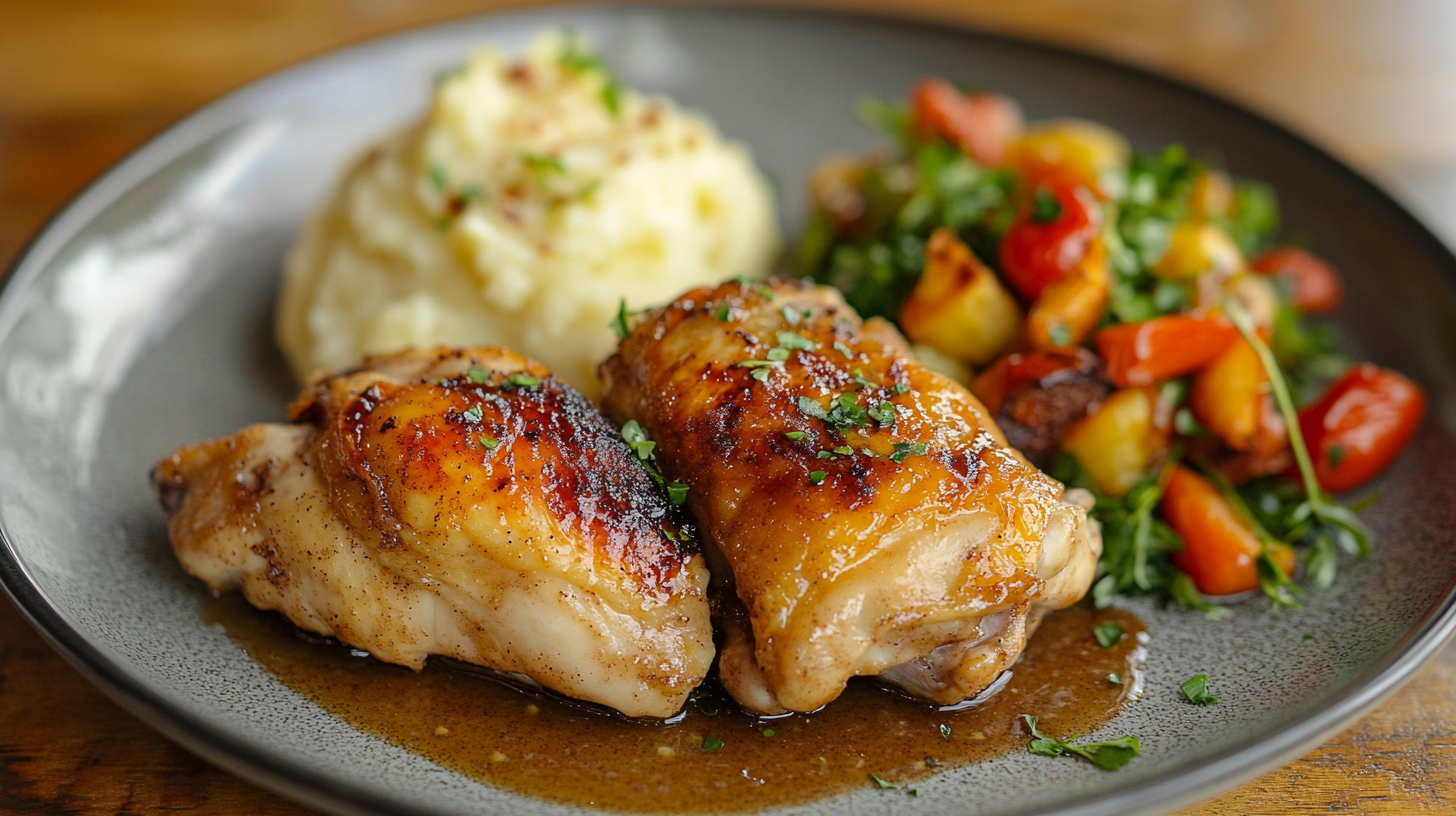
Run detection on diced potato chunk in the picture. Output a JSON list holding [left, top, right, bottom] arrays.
[[1153, 222, 1243, 281], [1061, 387, 1167, 497], [900, 229, 1023, 367], [1189, 336, 1286, 455], [1007, 118, 1130, 198]]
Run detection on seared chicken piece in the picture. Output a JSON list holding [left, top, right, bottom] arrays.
[[153, 347, 712, 718], [601, 280, 1100, 714]]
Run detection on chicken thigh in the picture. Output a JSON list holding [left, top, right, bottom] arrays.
[[600, 280, 1100, 714], [153, 347, 713, 718]]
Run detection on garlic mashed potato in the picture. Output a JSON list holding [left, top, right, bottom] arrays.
[[277, 33, 781, 395]]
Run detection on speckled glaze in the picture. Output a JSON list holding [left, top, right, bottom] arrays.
[[1, 6, 1455, 816]]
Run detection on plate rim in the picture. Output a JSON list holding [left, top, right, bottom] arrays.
[[2, 3, 1456, 815]]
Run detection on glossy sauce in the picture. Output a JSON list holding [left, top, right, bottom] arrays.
[[201, 595, 1143, 812]]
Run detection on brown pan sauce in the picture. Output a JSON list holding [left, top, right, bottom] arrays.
[[202, 595, 1143, 812]]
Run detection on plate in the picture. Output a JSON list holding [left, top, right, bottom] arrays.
[[3, 5, 1456, 816]]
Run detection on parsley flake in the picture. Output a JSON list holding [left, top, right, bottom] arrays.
[[782, 306, 801, 326], [766, 347, 790, 362], [523, 153, 565, 178], [893, 382, 911, 396], [701, 735, 723, 752], [869, 773, 897, 790], [460, 404, 484, 424], [834, 341, 854, 358], [715, 304, 731, 321], [467, 366, 490, 384], [1032, 186, 1063, 223], [667, 482, 689, 505], [762, 729, 775, 737], [939, 724, 951, 740], [611, 299, 633, 339], [1108, 673, 1122, 685], [809, 470, 827, 485], [784, 431, 806, 441], [1022, 715, 1140, 771], [1180, 673, 1219, 706], [479, 434, 500, 450], [501, 373, 541, 390], [776, 331, 817, 351], [867, 402, 897, 427], [889, 442, 928, 463], [1093, 622, 1124, 649]]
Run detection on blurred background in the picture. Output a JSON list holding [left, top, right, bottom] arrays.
[[3, 2, 1456, 814], [4, 0, 1456, 274]]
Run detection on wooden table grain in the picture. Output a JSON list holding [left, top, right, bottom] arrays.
[[3, 2, 1454, 814]]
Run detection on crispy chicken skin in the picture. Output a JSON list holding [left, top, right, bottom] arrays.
[[152, 347, 713, 718], [600, 280, 1100, 714]]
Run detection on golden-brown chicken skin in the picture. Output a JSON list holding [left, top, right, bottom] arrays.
[[153, 347, 713, 718], [600, 280, 1100, 714]]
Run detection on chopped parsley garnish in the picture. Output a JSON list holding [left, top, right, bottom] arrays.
[[766, 347, 790, 362], [775, 330, 817, 351], [501, 373, 542, 390], [701, 735, 723, 752], [1108, 673, 1122, 685], [1092, 622, 1123, 649], [762, 729, 775, 738], [479, 434, 500, 450], [939, 724, 951, 740], [893, 382, 911, 396], [611, 298, 633, 339], [558, 30, 624, 116], [621, 420, 656, 460], [834, 341, 854, 358], [523, 153, 565, 178], [715, 304, 732, 321], [1023, 715, 1140, 771], [782, 306, 801, 326], [852, 370, 875, 390], [467, 366, 490, 384], [1180, 674, 1219, 706], [784, 431, 806, 441], [667, 482, 689, 505], [889, 442, 927, 463], [869, 773, 898, 790], [1032, 186, 1063, 223], [867, 402, 897, 427], [461, 404, 484, 424], [809, 470, 827, 485], [797, 393, 881, 435]]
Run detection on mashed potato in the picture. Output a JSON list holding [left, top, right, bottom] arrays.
[[277, 33, 781, 396]]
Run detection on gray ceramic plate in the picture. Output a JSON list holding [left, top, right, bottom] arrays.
[[3, 5, 1456, 816]]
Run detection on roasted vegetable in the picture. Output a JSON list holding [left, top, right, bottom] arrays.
[[1251, 246, 1343, 314], [1189, 336, 1287, 455], [1026, 236, 1110, 351], [1061, 386, 1168, 497], [1006, 118, 1129, 199], [1162, 466, 1295, 596], [1097, 314, 1238, 388], [900, 229, 1022, 366], [971, 348, 1108, 464], [999, 182, 1101, 302], [910, 78, 1023, 166], [1153, 222, 1243, 282], [1297, 364, 1426, 493]]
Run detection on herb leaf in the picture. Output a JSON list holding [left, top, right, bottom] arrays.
[[701, 735, 723, 752], [1180, 673, 1219, 705], [611, 298, 633, 339], [667, 482, 689, 505], [1092, 622, 1124, 649], [1022, 716, 1141, 771], [889, 442, 927, 463]]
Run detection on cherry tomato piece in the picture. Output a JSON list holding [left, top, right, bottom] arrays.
[[998, 183, 1100, 301], [1096, 314, 1239, 388], [1163, 466, 1295, 596], [1250, 246, 1343, 314], [1297, 364, 1425, 493], [910, 78, 1023, 166]]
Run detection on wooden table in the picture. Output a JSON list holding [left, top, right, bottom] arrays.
[[3, 2, 1454, 813]]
